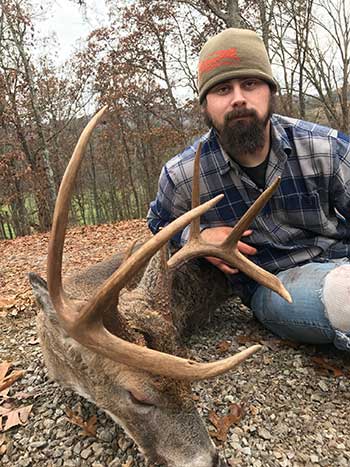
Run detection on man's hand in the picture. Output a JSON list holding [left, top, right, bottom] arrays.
[[201, 226, 257, 274]]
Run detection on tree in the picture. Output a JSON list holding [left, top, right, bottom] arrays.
[[304, 0, 349, 132], [176, 0, 243, 28], [270, 0, 315, 118], [0, 0, 56, 231]]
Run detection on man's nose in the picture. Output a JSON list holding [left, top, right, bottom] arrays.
[[229, 85, 246, 107]]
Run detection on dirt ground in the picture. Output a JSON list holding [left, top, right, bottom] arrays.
[[1, 220, 350, 467]]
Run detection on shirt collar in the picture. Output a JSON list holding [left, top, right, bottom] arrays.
[[270, 114, 293, 156], [202, 128, 232, 175]]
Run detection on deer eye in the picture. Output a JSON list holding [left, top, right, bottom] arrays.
[[128, 391, 155, 408]]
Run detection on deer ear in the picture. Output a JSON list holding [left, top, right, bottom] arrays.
[[28, 272, 57, 321]]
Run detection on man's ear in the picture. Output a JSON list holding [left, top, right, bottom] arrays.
[[200, 96, 208, 111], [28, 272, 58, 322]]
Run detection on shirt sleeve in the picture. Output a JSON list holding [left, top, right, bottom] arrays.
[[332, 134, 350, 220]]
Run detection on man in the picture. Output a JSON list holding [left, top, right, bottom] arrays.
[[147, 28, 350, 351]]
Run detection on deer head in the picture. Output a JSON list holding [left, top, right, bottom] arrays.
[[29, 107, 290, 466]]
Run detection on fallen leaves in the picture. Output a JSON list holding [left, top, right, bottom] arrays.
[[0, 405, 32, 431], [236, 335, 350, 378], [1, 220, 150, 312], [65, 407, 97, 437], [216, 340, 231, 353], [209, 403, 244, 442], [0, 296, 16, 311], [311, 356, 345, 378], [0, 361, 24, 392], [0, 361, 32, 434], [0, 433, 7, 455]]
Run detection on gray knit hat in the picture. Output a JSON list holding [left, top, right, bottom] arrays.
[[198, 28, 277, 103]]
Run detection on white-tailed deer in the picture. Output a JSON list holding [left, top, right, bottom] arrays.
[[29, 107, 291, 467]]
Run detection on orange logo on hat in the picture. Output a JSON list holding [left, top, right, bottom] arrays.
[[199, 48, 240, 76]]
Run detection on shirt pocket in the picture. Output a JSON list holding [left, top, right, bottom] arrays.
[[276, 192, 328, 230]]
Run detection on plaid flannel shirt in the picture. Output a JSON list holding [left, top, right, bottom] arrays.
[[147, 114, 350, 288]]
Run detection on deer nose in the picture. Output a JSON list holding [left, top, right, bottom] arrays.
[[213, 452, 229, 467]]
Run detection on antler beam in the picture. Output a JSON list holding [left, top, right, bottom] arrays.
[[167, 143, 292, 304], [47, 107, 262, 381]]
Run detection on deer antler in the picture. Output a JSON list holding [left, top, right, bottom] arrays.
[[47, 107, 261, 381], [167, 143, 292, 304]]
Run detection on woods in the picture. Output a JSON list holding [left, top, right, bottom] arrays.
[[0, 0, 349, 239]]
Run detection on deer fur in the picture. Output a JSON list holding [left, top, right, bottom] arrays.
[[30, 248, 234, 467], [28, 107, 286, 466]]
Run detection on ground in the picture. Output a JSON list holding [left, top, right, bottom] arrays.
[[0, 220, 350, 467]]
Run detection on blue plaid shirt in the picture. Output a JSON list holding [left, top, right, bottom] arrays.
[[148, 114, 350, 285]]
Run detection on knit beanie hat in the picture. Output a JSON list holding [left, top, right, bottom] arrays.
[[198, 28, 277, 103]]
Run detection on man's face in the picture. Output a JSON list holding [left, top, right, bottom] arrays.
[[202, 78, 274, 158]]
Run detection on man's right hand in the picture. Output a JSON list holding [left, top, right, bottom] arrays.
[[200, 226, 257, 275]]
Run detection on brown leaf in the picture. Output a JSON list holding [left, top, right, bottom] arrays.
[[0, 433, 7, 453], [2, 404, 32, 431], [311, 356, 345, 377], [0, 362, 11, 383], [0, 387, 10, 399], [235, 335, 257, 345], [208, 403, 244, 442], [0, 406, 14, 416], [0, 370, 24, 392], [249, 405, 259, 416], [262, 354, 272, 365], [216, 340, 231, 353], [0, 297, 16, 310], [66, 408, 97, 437]]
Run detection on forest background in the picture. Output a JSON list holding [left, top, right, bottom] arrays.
[[0, 0, 349, 239]]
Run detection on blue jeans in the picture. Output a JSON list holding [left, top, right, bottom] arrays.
[[250, 259, 350, 351]]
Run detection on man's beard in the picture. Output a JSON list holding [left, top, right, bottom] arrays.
[[203, 97, 274, 159]]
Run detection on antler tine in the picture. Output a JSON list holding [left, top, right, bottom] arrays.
[[223, 177, 281, 246], [47, 106, 109, 323], [188, 142, 203, 240], [167, 148, 291, 303]]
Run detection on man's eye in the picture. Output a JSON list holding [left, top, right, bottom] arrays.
[[215, 86, 229, 94], [243, 79, 259, 89]]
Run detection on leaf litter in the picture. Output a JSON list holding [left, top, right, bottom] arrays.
[[0, 361, 32, 435], [1, 220, 350, 465]]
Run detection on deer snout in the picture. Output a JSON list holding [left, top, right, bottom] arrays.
[[215, 453, 229, 467], [148, 450, 227, 467], [212, 451, 229, 467]]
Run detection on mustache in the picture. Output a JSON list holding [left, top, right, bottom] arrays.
[[224, 108, 258, 123]]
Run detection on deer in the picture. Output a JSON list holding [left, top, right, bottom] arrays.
[[29, 106, 291, 467]]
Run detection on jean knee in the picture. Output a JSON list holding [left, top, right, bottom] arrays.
[[251, 263, 338, 344], [252, 261, 350, 348], [323, 264, 350, 350], [252, 298, 335, 344]]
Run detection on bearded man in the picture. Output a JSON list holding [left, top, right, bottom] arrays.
[[147, 28, 350, 351]]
